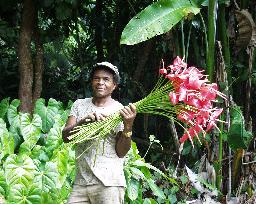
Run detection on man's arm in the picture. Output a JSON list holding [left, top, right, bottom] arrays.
[[62, 113, 108, 143], [62, 116, 80, 143], [115, 104, 136, 158]]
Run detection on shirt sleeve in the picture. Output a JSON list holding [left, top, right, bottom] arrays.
[[114, 121, 124, 133], [69, 100, 79, 118]]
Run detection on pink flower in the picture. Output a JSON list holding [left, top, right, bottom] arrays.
[[206, 108, 223, 132], [161, 56, 226, 143]]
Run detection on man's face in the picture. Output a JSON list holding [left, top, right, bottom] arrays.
[[91, 69, 117, 98]]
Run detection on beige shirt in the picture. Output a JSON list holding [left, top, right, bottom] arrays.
[[69, 98, 126, 187]]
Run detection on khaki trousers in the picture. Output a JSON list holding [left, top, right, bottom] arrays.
[[67, 183, 125, 204]]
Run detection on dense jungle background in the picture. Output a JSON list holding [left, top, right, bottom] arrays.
[[0, 0, 256, 203]]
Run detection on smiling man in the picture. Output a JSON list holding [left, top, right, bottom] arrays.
[[62, 62, 136, 204]]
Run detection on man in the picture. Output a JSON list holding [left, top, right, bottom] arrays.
[[62, 62, 136, 204]]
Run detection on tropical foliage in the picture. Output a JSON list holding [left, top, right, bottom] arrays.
[[0, 98, 75, 203], [0, 0, 256, 203]]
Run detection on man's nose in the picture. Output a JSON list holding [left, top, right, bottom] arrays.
[[97, 78, 104, 84]]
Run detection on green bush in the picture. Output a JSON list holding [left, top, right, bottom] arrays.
[[0, 98, 75, 203]]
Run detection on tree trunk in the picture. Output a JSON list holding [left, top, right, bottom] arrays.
[[33, 26, 43, 105], [18, 0, 36, 114]]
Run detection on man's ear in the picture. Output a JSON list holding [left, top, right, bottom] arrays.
[[112, 83, 117, 91]]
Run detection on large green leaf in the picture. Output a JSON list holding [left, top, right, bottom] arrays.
[[45, 123, 63, 154], [7, 99, 22, 149], [7, 183, 41, 204], [227, 106, 253, 150], [7, 99, 20, 125], [51, 147, 69, 188], [0, 170, 6, 197], [20, 113, 42, 141], [120, 0, 200, 45], [33, 161, 59, 194], [19, 113, 42, 154], [0, 119, 14, 162], [0, 97, 10, 119], [30, 146, 49, 163], [34, 98, 61, 133], [4, 154, 37, 187]]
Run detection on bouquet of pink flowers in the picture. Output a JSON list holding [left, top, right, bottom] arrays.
[[67, 57, 226, 147]]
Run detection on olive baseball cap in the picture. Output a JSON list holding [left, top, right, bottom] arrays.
[[93, 62, 120, 84]]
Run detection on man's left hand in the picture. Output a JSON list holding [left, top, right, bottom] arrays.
[[119, 103, 137, 132]]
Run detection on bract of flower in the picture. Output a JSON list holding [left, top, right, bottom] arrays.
[[172, 56, 187, 69], [188, 78, 208, 90], [206, 108, 223, 132], [169, 92, 179, 105], [178, 85, 188, 101], [180, 125, 202, 143], [177, 109, 196, 124], [200, 83, 218, 100], [195, 110, 210, 126], [159, 68, 167, 75]]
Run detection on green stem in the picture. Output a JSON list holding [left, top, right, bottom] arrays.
[[143, 143, 152, 158], [181, 20, 185, 58], [216, 114, 223, 191], [218, 4, 231, 86], [207, 0, 217, 82], [185, 23, 192, 62], [199, 12, 208, 68]]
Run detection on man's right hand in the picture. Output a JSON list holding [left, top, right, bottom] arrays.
[[80, 112, 108, 124]]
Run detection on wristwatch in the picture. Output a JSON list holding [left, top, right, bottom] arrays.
[[123, 131, 132, 138]]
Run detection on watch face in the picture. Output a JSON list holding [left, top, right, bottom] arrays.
[[124, 131, 132, 137]]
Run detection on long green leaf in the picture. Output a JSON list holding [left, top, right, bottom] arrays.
[[7, 99, 20, 126], [120, 0, 200, 45], [227, 106, 252, 150], [34, 98, 60, 133], [45, 123, 63, 154], [0, 98, 10, 119], [51, 147, 69, 188], [0, 170, 6, 197], [146, 178, 166, 199]]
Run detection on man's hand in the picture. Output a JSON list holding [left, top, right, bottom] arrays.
[[119, 103, 137, 132], [79, 112, 108, 125], [116, 104, 136, 158]]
